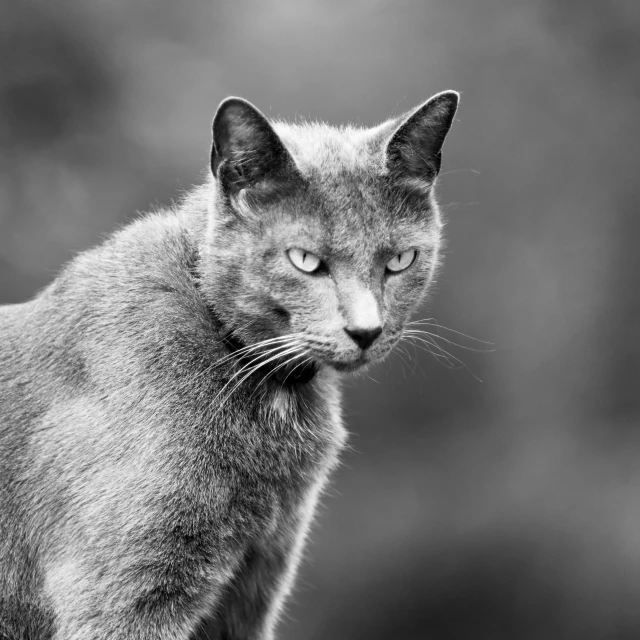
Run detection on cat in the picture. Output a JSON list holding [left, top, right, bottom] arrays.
[[0, 89, 459, 640]]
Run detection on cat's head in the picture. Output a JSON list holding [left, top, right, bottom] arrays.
[[199, 92, 459, 381]]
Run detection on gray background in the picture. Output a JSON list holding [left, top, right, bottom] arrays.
[[2, 1, 640, 638]]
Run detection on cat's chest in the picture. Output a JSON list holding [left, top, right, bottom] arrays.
[[194, 376, 345, 531], [216, 382, 342, 479]]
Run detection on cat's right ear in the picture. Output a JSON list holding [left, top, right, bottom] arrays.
[[211, 97, 299, 196]]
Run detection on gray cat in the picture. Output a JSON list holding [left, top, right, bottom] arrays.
[[0, 90, 459, 639]]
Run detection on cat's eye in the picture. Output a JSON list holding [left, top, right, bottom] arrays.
[[386, 249, 417, 273], [287, 248, 323, 274]]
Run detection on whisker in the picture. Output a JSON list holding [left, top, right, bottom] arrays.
[[403, 328, 493, 354], [256, 351, 314, 440], [215, 346, 306, 421], [191, 333, 305, 386], [403, 333, 483, 382], [392, 342, 412, 371], [212, 343, 305, 418], [407, 319, 494, 346], [249, 348, 310, 404], [405, 333, 460, 366], [401, 335, 449, 366], [208, 341, 303, 411], [399, 340, 429, 378], [268, 351, 311, 388], [395, 342, 418, 376], [406, 340, 459, 373], [213, 333, 305, 368], [437, 167, 481, 178]]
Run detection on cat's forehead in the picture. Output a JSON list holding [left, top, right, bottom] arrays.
[[272, 122, 384, 176], [272, 121, 396, 227], [267, 121, 439, 255]]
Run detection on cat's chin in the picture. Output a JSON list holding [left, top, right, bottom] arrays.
[[327, 357, 371, 373]]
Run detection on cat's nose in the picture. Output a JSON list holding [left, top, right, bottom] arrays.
[[344, 326, 383, 350]]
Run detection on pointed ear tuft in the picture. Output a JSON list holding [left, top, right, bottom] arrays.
[[211, 97, 298, 194], [385, 90, 459, 188]]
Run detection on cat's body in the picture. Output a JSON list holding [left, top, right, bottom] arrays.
[[0, 207, 343, 639], [0, 92, 459, 639]]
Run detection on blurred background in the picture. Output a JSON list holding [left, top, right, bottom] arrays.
[[2, 0, 640, 637]]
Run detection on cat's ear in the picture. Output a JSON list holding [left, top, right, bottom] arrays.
[[384, 91, 459, 188], [211, 97, 299, 195]]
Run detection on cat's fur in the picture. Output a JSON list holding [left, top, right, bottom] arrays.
[[0, 91, 459, 639]]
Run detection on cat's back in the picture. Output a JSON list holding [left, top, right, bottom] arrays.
[[0, 296, 56, 452], [0, 299, 61, 638], [0, 209, 207, 621], [0, 299, 40, 368], [0, 209, 201, 485]]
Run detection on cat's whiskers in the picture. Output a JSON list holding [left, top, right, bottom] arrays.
[[255, 351, 314, 439], [206, 341, 302, 410], [393, 342, 416, 375], [402, 333, 454, 365], [226, 344, 307, 399], [213, 340, 304, 400], [213, 333, 305, 369], [406, 319, 494, 349], [254, 349, 311, 399], [192, 333, 305, 387], [211, 341, 306, 419], [403, 328, 490, 357], [401, 329, 483, 382], [403, 330, 462, 363], [213, 347, 307, 425]]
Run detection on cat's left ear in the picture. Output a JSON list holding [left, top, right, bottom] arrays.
[[211, 97, 299, 195], [384, 90, 459, 187]]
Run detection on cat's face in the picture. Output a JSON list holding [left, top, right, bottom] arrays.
[[200, 93, 458, 379]]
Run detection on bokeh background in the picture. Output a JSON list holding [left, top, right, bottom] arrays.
[[2, 0, 640, 638]]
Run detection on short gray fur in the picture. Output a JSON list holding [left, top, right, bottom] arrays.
[[0, 91, 459, 639]]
